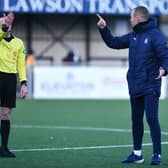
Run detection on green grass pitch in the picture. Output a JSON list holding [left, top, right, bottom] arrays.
[[0, 99, 168, 168]]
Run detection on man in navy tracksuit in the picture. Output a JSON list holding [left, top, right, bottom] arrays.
[[97, 6, 168, 165]]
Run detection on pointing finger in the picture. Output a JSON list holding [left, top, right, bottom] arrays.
[[8, 12, 14, 17], [97, 14, 102, 20]]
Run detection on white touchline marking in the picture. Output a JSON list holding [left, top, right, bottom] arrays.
[[11, 142, 168, 153], [12, 124, 132, 132], [12, 124, 168, 135]]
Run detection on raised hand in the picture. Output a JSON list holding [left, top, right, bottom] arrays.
[[4, 12, 14, 27], [0, 15, 5, 26], [97, 14, 106, 29]]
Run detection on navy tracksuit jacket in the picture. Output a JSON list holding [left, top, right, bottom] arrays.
[[99, 18, 168, 97]]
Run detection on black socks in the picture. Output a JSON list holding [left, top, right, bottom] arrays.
[[1, 120, 10, 149]]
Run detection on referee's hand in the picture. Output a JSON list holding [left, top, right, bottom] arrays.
[[0, 17, 5, 26], [20, 84, 28, 99], [4, 12, 14, 28]]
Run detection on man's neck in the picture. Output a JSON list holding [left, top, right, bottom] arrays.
[[5, 32, 12, 38], [4, 32, 14, 42]]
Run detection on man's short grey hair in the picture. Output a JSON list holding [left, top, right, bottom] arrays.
[[133, 6, 150, 21]]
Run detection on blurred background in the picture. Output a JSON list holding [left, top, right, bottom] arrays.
[[1, 1, 168, 168], [1, 0, 168, 99]]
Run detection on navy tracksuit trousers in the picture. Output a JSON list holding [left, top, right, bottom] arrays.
[[130, 91, 161, 154]]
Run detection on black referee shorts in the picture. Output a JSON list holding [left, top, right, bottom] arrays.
[[0, 72, 17, 108]]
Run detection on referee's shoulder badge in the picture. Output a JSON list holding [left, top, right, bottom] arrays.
[[23, 49, 27, 55]]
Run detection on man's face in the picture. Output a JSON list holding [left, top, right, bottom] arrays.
[[130, 10, 140, 27]]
